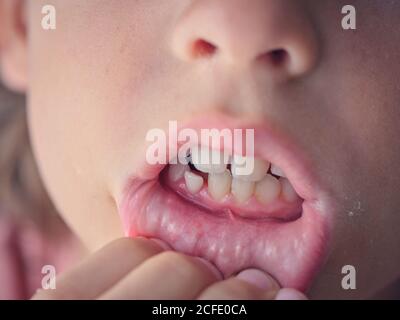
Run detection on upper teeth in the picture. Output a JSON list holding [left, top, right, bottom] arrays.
[[231, 155, 270, 182], [271, 164, 286, 178], [169, 148, 299, 205], [191, 145, 228, 174]]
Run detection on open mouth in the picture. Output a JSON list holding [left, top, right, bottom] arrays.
[[118, 117, 335, 292], [164, 146, 303, 222]]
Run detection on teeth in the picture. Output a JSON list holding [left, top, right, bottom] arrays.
[[207, 170, 232, 201], [255, 174, 281, 205], [231, 155, 270, 182], [231, 178, 255, 203], [280, 178, 298, 202], [184, 171, 204, 194], [180, 148, 298, 205], [168, 163, 189, 182], [191, 145, 228, 174], [271, 164, 286, 178]]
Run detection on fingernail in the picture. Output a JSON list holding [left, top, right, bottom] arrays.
[[149, 238, 171, 251], [236, 269, 279, 291], [275, 288, 308, 300], [195, 257, 223, 280]]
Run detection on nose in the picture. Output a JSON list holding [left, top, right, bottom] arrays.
[[171, 0, 320, 79]]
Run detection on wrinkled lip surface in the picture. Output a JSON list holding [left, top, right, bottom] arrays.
[[118, 116, 335, 292]]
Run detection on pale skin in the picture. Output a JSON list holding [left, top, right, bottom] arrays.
[[33, 238, 299, 300], [1, 0, 400, 299]]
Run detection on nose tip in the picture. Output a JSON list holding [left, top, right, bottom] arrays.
[[171, 0, 320, 79]]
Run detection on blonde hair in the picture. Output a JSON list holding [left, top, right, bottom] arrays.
[[0, 84, 67, 236]]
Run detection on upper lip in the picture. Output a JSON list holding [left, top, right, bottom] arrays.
[[117, 114, 336, 292], [134, 114, 328, 202]]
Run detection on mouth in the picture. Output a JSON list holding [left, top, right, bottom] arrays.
[[118, 117, 335, 292]]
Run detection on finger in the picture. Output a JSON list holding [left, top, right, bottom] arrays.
[[275, 288, 308, 300], [198, 269, 280, 300], [100, 252, 222, 299], [32, 237, 167, 300]]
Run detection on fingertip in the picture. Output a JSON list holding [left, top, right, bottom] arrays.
[[236, 269, 280, 292], [148, 238, 172, 251], [194, 257, 223, 280], [275, 288, 308, 300]]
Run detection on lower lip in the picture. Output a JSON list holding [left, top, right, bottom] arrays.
[[119, 176, 332, 292]]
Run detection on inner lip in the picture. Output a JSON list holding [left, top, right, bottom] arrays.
[[117, 117, 335, 292]]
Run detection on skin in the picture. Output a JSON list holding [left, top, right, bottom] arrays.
[[1, 0, 399, 299], [33, 238, 287, 300]]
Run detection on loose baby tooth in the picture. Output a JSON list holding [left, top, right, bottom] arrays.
[[280, 178, 298, 202], [208, 170, 232, 201], [271, 164, 286, 178], [255, 174, 281, 205], [191, 145, 227, 174], [231, 178, 255, 203], [168, 163, 189, 182], [184, 171, 204, 194], [231, 155, 270, 182]]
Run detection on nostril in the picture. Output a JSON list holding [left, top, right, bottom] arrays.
[[270, 49, 288, 66], [257, 49, 288, 67], [191, 39, 218, 59]]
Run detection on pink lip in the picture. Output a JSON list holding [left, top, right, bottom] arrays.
[[118, 115, 335, 292]]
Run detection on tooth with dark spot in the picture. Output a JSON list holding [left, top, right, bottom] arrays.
[[255, 174, 281, 205], [191, 145, 227, 174], [231, 155, 270, 182], [271, 164, 286, 178], [184, 171, 204, 194], [208, 170, 232, 201], [231, 178, 255, 203], [280, 178, 298, 202], [168, 163, 189, 182]]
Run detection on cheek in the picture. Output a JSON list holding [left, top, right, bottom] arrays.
[[27, 37, 127, 250], [26, 1, 176, 249], [28, 90, 126, 250]]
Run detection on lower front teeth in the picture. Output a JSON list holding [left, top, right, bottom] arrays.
[[184, 171, 204, 194], [169, 153, 299, 205], [280, 178, 298, 202], [255, 174, 281, 205], [168, 163, 189, 182], [208, 170, 232, 201], [231, 178, 255, 203]]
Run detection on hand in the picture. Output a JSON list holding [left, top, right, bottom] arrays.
[[32, 237, 307, 300]]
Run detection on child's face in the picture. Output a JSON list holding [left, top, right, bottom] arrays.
[[23, 0, 400, 298]]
